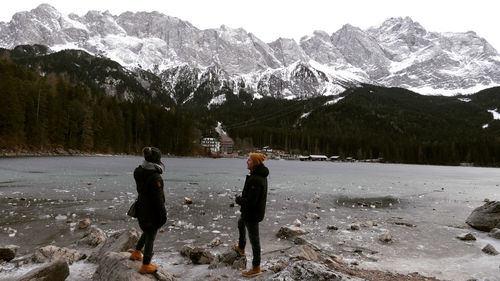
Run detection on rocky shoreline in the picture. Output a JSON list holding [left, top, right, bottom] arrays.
[[1, 192, 499, 280], [0, 221, 446, 281], [0, 148, 122, 158]]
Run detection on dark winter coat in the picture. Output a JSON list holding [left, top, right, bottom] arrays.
[[133, 163, 167, 231], [235, 163, 269, 222]]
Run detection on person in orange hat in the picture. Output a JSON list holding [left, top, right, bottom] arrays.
[[234, 153, 269, 277]]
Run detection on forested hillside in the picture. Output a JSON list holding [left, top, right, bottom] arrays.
[[2, 46, 500, 166], [0, 59, 196, 155]]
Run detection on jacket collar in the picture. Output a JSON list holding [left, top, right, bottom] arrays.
[[141, 160, 164, 174]]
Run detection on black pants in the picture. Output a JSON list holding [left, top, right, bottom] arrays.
[[238, 216, 261, 267], [136, 228, 158, 264]]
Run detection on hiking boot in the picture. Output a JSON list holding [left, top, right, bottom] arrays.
[[242, 266, 261, 277], [129, 250, 143, 261], [139, 263, 157, 274], [233, 242, 245, 256]]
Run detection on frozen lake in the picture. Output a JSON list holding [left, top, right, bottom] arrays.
[[1, 156, 499, 280]]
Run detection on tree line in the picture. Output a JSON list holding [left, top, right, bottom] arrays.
[[3, 51, 500, 167], [0, 60, 196, 155], [201, 86, 500, 166]]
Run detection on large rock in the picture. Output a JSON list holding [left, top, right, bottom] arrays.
[[488, 228, 500, 239], [268, 260, 364, 281], [0, 245, 19, 262], [466, 201, 500, 231], [180, 244, 195, 257], [89, 227, 140, 263], [288, 245, 319, 262], [482, 244, 499, 255], [92, 251, 176, 281], [78, 226, 107, 247], [32, 245, 85, 265], [189, 247, 215, 264], [276, 226, 309, 239], [17, 259, 69, 281], [208, 247, 246, 269]]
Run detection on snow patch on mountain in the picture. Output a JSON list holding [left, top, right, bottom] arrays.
[[51, 42, 89, 53], [488, 109, 500, 120], [409, 82, 500, 96], [208, 94, 227, 108], [324, 96, 345, 106], [300, 112, 311, 119]]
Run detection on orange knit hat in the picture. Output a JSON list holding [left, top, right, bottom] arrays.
[[250, 153, 266, 165]]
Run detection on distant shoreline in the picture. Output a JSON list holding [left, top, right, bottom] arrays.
[[0, 149, 488, 168]]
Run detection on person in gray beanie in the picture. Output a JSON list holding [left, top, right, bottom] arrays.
[[129, 147, 167, 274]]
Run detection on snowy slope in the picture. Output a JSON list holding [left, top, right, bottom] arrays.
[[1, 5, 500, 99]]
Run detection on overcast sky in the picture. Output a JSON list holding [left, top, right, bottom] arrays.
[[1, 0, 499, 51]]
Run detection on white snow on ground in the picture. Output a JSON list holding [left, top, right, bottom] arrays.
[[409, 83, 500, 96], [324, 96, 345, 106], [300, 112, 311, 119], [487, 109, 500, 120]]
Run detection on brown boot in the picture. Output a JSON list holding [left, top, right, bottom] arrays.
[[129, 250, 143, 261], [242, 266, 261, 277], [233, 242, 245, 256], [139, 263, 157, 274]]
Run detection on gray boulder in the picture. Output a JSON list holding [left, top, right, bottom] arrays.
[[189, 247, 215, 264], [0, 245, 19, 262], [457, 233, 476, 241], [92, 251, 176, 281], [482, 244, 499, 255], [78, 226, 107, 247], [17, 259, 69, 281], [208, 247, 246, 269], [180, 244, 195, 257], [32, 245, 84, 265], [276, 226, 309, 239], [89, 227, 140, 263], [268, 260, 364, 281], [289, 245, 320, 262], [379, 230, 393, 243], [488, 228, 500, 239], [466, 201, 500, 231]]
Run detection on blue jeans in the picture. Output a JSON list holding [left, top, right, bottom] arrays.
[[135, 229, 158, 264], [238, 216, 261, 267]]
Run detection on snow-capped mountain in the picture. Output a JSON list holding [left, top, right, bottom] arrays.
[[1, 4, 500, 99]]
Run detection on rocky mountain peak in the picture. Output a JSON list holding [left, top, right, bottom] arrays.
[[331, 23, 390, 79], [1, 6, 499, 99], [268, 37, 307, 66], [376, 17, 427, 36], [27, 3, 61, 19]]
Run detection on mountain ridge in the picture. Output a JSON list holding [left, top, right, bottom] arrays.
[[1, 4, 500, 99]]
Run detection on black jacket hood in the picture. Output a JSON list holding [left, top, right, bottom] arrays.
[[251, 164, 269, 177]]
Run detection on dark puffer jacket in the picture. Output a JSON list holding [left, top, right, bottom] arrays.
[[133, 165, 167, 231], [235, 163, 269, 222]]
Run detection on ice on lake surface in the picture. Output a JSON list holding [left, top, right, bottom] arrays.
[[1, 156, 500, 280]]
